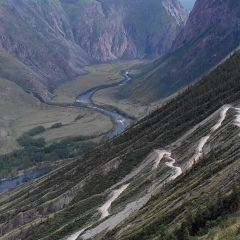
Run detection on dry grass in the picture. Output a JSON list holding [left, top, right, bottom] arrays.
[[34, 109, 112, 142], [0, 77, 112, 155], [51, 60, 143, 104], [50, 60, 165, 119], [92, 88, 151, 118], [92, 86, 173, 119], [0, 59, 163, 155]]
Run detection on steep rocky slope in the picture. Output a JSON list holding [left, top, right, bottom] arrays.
[[171, 0, 240, 53], [0, 0, 187, 98], [120, 0, 240, 102], [0, 51, 239, 240]]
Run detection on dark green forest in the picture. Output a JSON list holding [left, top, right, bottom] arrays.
[[0, 130, 96, 178]]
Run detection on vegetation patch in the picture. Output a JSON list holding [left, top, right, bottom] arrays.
[[50, 123, 63, 129], [0, 134, 97, 179]]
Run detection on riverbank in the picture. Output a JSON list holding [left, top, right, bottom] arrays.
[[76, 71, 133, 139], [0, 165, 58, 194], [0, 69, 135, 193], [52, 61, 143, 104]]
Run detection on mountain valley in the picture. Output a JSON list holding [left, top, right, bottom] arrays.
[[0, 0, 239, 239], [0, 49, 239, 240], [0, 0, 187, 100], [113, 0, 240, 104]]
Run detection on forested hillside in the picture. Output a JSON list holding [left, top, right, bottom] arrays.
[[0, 51, 239, 239]]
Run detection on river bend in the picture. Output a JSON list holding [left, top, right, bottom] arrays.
[[76, 71, 132, 138], [0, 72, 132, 193]]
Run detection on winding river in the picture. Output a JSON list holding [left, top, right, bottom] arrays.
[[0, 71, 132, 194], [76, 71, 132, 138]]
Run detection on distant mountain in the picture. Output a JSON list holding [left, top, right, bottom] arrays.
[[180, 0, 196, 12], [0, 49, 239, 240], [120, 0, 240, 103], [0, 0, 187, 98]]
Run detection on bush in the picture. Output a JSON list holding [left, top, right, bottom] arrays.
[[74, 114, 84, 122], [50, 123, 63, 129], [26, 126, 45, 136], [17, 135, 45, 147]]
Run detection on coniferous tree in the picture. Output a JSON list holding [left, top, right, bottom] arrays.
[[232, 180, 240, 211]]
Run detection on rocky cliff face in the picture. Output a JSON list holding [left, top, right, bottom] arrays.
[[0, 0, 188, 97], [171, 0, 240, 53], [61, 0, 188, 60], [0, 0, 92, 91], [169, 0, 240, 87]]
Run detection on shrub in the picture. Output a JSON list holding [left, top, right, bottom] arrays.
[[50, 123, 63, 129], [26, 126, 45, 136]]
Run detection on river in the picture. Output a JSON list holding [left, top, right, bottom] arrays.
[[76, 71, 132, 138], [0, 166, 57, 193], [1, 71, 132, 193]]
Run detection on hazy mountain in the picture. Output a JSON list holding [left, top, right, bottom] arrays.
[[0, 0, 187, 98], [0, 50, 239, 240], [180, 0, 196, 12], [120, 0, 240, 103]]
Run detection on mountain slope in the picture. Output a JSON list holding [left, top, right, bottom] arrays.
[[0, 74, 112, 159], [0, 44, 47, 97], [0, 0, 187, 98], [0, 50, 239, 240], [120, 0, 240, 103]]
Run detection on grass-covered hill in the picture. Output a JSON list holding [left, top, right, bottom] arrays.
[[0, 45, 47, 97], [0, 51, 239, 239], [0, 73, 113, 166]]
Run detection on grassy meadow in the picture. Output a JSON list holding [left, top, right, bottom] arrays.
[[0, 77, 112, 156], [51, 60, 144, 104], [52, 59, 161, 119]]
